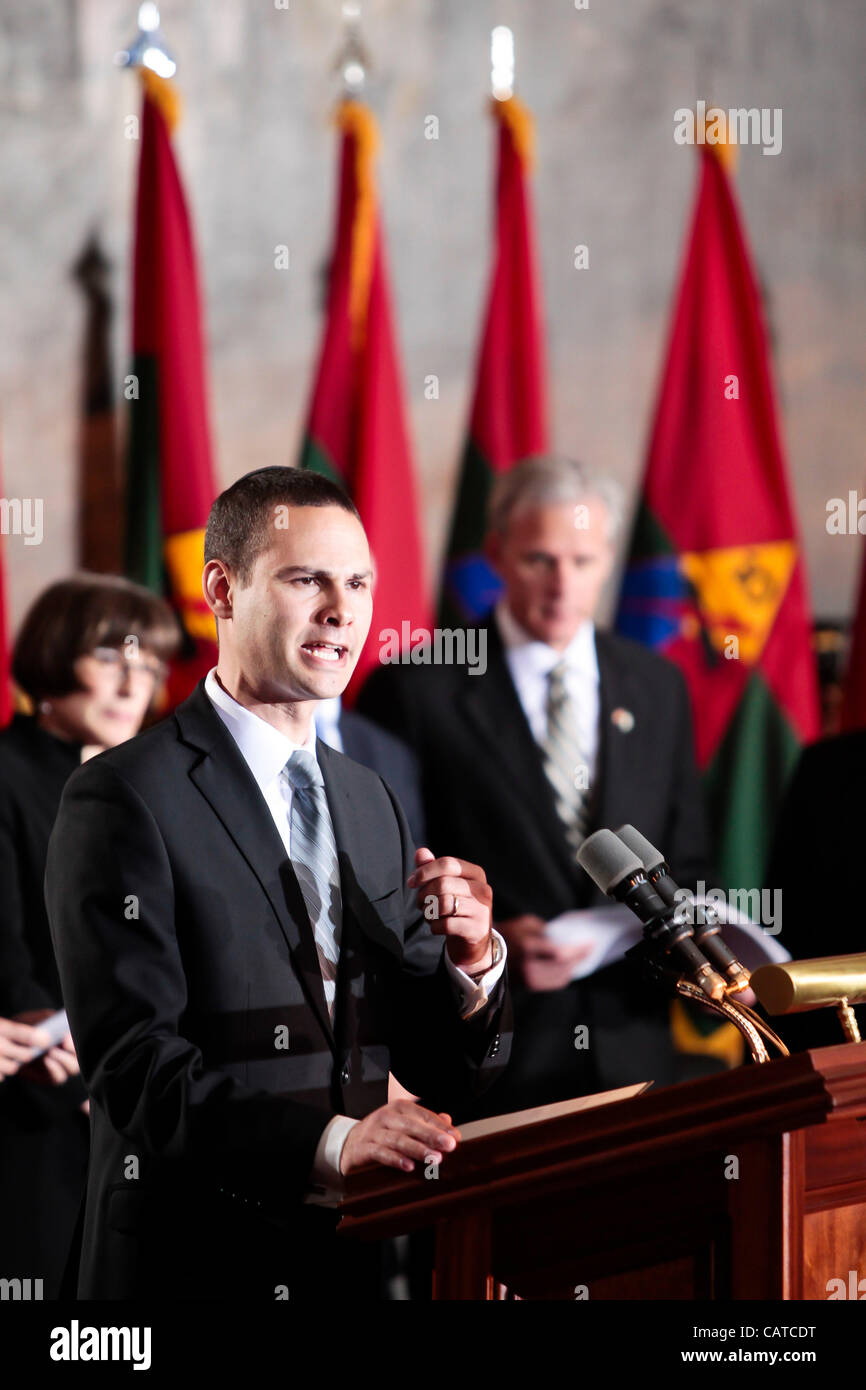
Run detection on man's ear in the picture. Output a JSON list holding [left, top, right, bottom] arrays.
[[203, 559, 233, 621]]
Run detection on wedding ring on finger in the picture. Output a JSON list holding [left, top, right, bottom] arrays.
[[452, 895, 460, 916]]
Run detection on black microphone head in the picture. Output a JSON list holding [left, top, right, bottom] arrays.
[[577, 829, 644, 897], [615, 824, 666, 875]]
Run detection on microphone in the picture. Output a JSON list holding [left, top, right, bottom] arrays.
[[614, 824, 750, 995], [576, 829, 726, 1000]]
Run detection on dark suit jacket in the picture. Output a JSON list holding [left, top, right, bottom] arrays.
[[358, 620, 714, 1102], [766, 730, 866, 1051], [0, 715, 84, 1018], [337, 709, 426, 848], [0, 716, 89, 1298], [45, 681, 508, 1300]]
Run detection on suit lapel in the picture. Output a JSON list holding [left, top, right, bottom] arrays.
[[317, 740, 404, 959], [316, 738, 413, 1059], [175, 683, 336, 1051], [456, 621, 582, 888], [592, 631, 641, 835]]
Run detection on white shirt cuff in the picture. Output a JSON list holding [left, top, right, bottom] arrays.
[[444, 929, 507, 1019], [304, 1113, 359, 1207], [304, 930, 508, 1206]]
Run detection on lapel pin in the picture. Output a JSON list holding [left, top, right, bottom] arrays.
[[611, 707, 635, 733]]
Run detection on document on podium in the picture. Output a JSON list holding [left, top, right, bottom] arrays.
[[457, 1080, 653, 1142]]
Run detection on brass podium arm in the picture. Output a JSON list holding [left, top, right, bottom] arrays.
[[675, 981, 789, 1064], [725, 997, 790, 1058]]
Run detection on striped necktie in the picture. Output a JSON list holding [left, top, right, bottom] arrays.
[[541, 659, 591, 856], [285, 749, 342, 1021]]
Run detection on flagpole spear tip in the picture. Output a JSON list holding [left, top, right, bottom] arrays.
[[334, 1, 370, 97], [491, 25, 514, 101], [115, 2, 177, 79]]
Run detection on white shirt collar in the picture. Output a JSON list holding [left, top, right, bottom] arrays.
[[493, 598, 599, 683], [204, 667, 318, 794]]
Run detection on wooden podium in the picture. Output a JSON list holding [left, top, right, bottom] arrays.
[[337, 1042, 866, 1299]]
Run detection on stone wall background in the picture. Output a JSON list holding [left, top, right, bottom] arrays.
[[0, 0, 863, 629]]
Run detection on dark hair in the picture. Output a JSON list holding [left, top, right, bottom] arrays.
[[204, 466, 361, 585], [12, 573, 181, 704]]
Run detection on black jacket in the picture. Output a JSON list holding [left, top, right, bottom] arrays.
[[766, 730, 866, 1050], [0, 714, 85, 1018], [0, 715, 89, 1298], [45, 681, 509, 1300]]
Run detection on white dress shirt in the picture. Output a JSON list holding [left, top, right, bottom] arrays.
[[203, 668, 505, 1200], [495, 599, 601, 781]]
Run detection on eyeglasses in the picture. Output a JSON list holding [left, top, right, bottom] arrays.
[[88, 646, 169, 686]]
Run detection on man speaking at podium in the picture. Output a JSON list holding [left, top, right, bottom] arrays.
[[45, 467, 509, 1300]]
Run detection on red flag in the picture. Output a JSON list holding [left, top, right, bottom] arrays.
[[124, 70, 218, 707], [617, 143, 819, 889], [300, 99, 430, 699], [440, 95, 548, 623]]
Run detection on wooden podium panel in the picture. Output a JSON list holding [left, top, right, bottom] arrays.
[[337, 1042, 866, 1300], [801, 1047, 866, 1300]]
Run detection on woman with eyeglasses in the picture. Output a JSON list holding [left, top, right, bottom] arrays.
[[0, 572, 180, 1297]]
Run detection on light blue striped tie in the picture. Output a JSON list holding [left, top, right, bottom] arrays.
[[285, 749, 342, 1021]]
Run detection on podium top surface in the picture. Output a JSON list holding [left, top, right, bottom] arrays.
[[337, 1041, 866, 1238]]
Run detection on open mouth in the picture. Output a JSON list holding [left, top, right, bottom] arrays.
[[300, 641, 349, 664]]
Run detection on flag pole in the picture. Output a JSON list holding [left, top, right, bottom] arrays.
[[117, 1, 219, 705], [301, 1, 431, 695], [490, 24, 515, 100], [333, 2, 370, 96], [115, 2, 177, 77]]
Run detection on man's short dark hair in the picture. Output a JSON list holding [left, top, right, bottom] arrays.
[[204, 467, 361, 585]]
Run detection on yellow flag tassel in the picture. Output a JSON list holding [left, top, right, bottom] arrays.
[[696, 100, 738, 174], [335, 98, 380, 349], [139, 67, 182, 133], [490, 93, 535, 168]]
